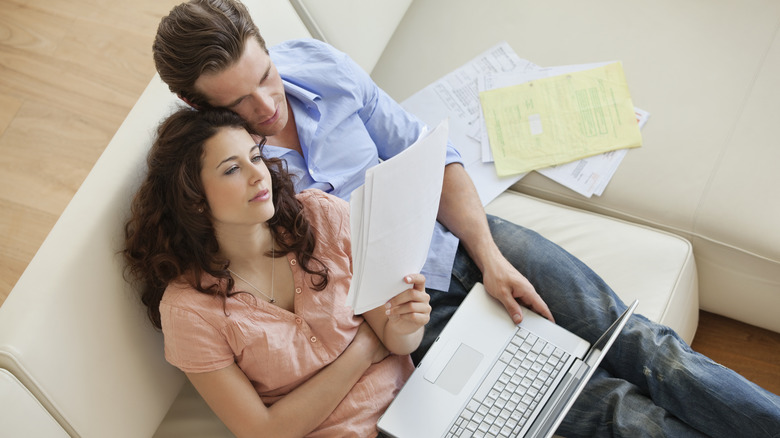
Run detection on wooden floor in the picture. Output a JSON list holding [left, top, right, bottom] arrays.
[[1, 0, 778, 402]]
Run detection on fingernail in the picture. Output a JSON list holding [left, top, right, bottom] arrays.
[[405, 276, 411, 283]]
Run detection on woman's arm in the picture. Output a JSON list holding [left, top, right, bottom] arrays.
[[186, 322, 388, 438], [363, 273, 431, 355]]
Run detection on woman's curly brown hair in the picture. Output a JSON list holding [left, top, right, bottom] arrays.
[[123, 107, 328, 329]]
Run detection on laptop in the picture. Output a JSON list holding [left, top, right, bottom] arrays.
[[378, 283, 637, 438]]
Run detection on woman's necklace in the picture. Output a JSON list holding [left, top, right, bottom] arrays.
[[228, 247, 275, 303]]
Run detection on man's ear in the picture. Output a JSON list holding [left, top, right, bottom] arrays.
[[178, 94, 201, 110]]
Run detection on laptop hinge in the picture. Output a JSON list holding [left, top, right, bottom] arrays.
[[524, 361, 589, 438]]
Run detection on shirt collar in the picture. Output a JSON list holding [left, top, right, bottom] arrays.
[[280, 75, 320, 106]]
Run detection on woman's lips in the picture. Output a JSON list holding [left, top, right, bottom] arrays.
[[251, 189, 270, 202]]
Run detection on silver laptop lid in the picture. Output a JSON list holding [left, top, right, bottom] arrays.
[[531, 299, 639, 438]]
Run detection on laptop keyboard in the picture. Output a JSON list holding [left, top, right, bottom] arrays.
[[445, 328, 570, 437]]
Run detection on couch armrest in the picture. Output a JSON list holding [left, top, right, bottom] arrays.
[[0, 76, 185, 438], [0, 1, 313, 436], [289, 0, 412, 73], [0, 369, 69, 437]]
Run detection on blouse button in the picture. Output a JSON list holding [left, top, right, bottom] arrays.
[[295, 287, 302, 294], [310, 336, 317, 343], [290, 259, 297, 266], [295, 317, 302, 325]]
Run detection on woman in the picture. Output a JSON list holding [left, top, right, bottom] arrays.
[[124, 107, 431, 437]]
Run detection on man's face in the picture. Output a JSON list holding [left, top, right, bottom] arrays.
[[194, 38, 288, 137]]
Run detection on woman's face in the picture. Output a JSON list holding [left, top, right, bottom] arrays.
[[200, 126, 275, 231]]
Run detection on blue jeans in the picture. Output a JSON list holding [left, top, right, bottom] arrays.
[[414, 215, 780, 438]]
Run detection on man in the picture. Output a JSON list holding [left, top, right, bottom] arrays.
[[152, 1, 780, 436]]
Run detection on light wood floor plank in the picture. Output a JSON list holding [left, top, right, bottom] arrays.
[[0, 0, 182, 302], [0, 93, 22, 136]]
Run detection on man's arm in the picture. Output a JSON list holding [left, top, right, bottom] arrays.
[[437, 163, 553, 323], [333, 43, 550, 321]]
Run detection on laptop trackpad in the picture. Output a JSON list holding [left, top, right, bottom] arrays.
[[426, 342, 484, 395]]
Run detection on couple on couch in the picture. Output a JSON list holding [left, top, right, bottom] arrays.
[[123, 0, 780, 436]]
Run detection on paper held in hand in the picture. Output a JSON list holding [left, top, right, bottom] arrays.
[[345, 119, 449, 314]]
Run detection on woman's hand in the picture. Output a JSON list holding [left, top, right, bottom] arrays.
[[384, 273, 431, 335], [363, 273, 430, 356]]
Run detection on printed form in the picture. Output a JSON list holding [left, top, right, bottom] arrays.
[[479, 62, 643, 177], [479, 64, 649, 197]]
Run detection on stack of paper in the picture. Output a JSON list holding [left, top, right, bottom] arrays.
[[479, 61, 642, 178], [346, 120, 449, 314], [400, 43, 533, 205], [401, 42, 650, 200]]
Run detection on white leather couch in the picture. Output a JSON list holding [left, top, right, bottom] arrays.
[[0, 0, 714, 436], [366, 0, 780, 335], [297, 0, 780, 336]]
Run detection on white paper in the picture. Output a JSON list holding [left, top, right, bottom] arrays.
[[401, 42, 647, 202], [346, 120, 450, 314], [536, 108, 650, 197], [401, 42, 530, 205]]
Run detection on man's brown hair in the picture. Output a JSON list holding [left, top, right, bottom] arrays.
[[153, 0, 267, 108]]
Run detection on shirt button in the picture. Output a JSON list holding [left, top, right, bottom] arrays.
[[290, 259, 297, 266], [295, 287, 302, 294], [295, 317, 302, 324], [310, 336, 317, 343]]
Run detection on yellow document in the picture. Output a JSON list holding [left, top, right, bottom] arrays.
[[479, 62, 642, 176]]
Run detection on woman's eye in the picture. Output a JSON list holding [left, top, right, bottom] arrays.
[[251, 155, 263, 163], [224, 166, 239, 175]]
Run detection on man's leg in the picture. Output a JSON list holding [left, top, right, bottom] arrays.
[[484, 214, 780, 437], [557, 368, 707, 438], [418, 241, 710, 437]]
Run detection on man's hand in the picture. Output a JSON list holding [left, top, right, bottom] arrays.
[[481, 252, 554, 325]]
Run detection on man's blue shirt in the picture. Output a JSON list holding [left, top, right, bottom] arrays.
[[264, 39, 462, 291]]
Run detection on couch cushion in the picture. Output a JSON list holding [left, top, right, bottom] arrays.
[[288, 0, 412, 73], [485, 191, 699, 343], [153, 380, 232, 438]]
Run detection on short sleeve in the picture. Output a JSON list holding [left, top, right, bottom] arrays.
[[160, 302, 235, 373], [299, 189, 351, 254]]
